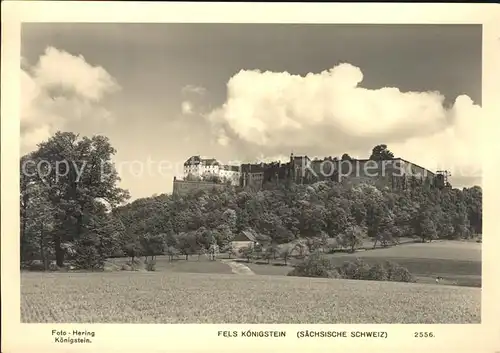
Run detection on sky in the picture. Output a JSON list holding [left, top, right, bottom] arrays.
[[20, 23, 483, 200]]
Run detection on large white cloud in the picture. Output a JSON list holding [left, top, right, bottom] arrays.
[[21, 47, 120, 153], [206, 63, 482, 187]]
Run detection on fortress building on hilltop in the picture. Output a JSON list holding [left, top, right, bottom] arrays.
[[172, 153, 445, 196], [183, 156, 221, 177], [219, 164, 241, 185]]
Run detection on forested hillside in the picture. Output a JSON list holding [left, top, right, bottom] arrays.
[[20, 132, 482, 270]]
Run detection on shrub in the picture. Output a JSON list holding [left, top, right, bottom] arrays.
[[295, 249, 310, 260], [23, 260, 46, 271], [120, 264, 132, 271], [389, 266, 415, 283], [287, 255, 415, 284], [383, 261, 398, 279], [383, 261, 415, 283], [48, 262, 60, 271], [287, 253, 340, 279], [367, 263, 389, 281], [145, 259, 157, 271], [337, 259, 371, 280], [121, 258, 142, 271]]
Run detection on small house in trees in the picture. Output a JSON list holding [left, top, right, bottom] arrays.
[[231, 229, 271, 251]]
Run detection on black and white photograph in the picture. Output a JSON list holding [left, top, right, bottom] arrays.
[[16, 19, 485, 325]]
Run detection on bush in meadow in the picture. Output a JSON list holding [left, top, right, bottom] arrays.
[[337, 259, 371, 280], [288, 255, 415, 284], [367, 262, 389, 281], [145, 259, 157, 271], [384, 261, 415, 283], [287, 253, 340, 279]]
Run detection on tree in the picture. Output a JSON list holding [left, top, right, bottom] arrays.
[[73, 234, 103, 270], [164, 231, 180, 249], [70, 207, 124, 270], [220, 242, 236, 259], [341, 153, 352, 161], [208, 243, 219, 261], [27, 132, 129, 266], [413, 207, 438, 243], [20, 153, 37, 263], [261, 246, 275, 264], [113, 211, 143, 262], [453, 203, 471, 239], [463, 186, 482, 235], [297, 202, 327, 239], [165, 245, 179, 261], [258, 212, 295, 244], [369, 144, 395, 160], [280, 244, 295, 265], [21, 182, 55, 269], [366, 205, 396, 248], [175, 232, 200, 260], [122, 231, 143, 262], [326, 203, 353, 238], [252, 243, 264, 261], [392, 195, 418, 238], [192, 227, 211, 251], [238, 245, 254, 263], [140, 233, 165, 261], [305, 232, 329, 253], [343, 225, 365, 253]]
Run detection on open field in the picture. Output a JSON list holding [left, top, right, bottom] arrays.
[[21, 271, 480, 324], [244, 259, 480, 287], [105, 255, 234, 274], [243, 241, 482, 287], [20, 241, 481, 323], [347, 240, 481, 261], [23, 240, 481, 286]]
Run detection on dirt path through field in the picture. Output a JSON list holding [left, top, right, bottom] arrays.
[[219, 260, 255, 275]]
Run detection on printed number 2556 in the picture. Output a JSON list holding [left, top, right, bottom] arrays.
[[414, 332, 434, 338]]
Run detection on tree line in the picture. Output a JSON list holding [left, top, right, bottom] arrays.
[[20, 132, 482, 270]]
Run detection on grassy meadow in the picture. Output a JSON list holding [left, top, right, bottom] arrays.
[[21, 240, 481, 323], [244, 241, 481, 287], [21, 270, 480, 324], [105, 255, 234, 274]]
